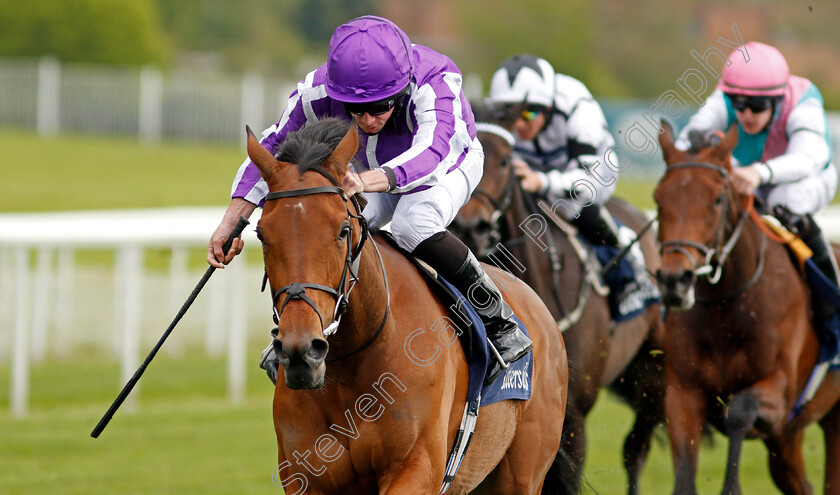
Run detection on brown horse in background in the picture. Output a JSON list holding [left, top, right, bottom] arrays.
[[247, 118, 570, 494], [655, 122, 840, 494], [450, 105, 665, 495]]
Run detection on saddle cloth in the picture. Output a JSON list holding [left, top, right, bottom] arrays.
[[379, 232, 533, 403], [762, 218, 840, 365], [760, 218, 840, 421], [588, 226, 661, 323], [435, 275, 533, 405]]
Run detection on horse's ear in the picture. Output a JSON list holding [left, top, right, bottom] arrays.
[[246, 126, 280, 183], [326, 123, 359, 175], [712, 124, 739, 171], [658, 119, 679, 166]]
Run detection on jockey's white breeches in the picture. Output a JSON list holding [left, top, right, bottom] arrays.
[[759, 163, 838, 215], [362, 149, 484, 252]]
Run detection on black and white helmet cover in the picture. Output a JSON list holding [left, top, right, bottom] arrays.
[[488, 54, 556, 108]]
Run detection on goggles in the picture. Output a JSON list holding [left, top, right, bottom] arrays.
[[343, 87, 408, 117], [519, 105, 548, 121], [728, 94, 775, 113]]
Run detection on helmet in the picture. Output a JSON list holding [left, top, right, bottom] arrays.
[[717, 42, 789, 97], [326, 16, 413, 104], [488, 54, 555, 108]]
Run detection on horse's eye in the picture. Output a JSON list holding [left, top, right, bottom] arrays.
[[501, 156, 512, 168], [255, 227, 264, 243], [714, 195, 724, 206], [338, 224, 351, 240]]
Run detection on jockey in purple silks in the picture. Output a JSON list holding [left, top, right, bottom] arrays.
[[677, 41, 840, 349], [207, 16, 531, 385]]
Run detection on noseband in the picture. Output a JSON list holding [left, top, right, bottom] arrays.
[[261, 186, 369, 337], [659, 162, 765, 299]]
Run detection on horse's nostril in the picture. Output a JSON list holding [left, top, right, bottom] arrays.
[[273, 339, 288, 359], [307, 339, 329, 362], [475, 221, 491, 235], [656, 269, 693, 292]]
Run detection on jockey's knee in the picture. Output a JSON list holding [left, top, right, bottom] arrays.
[[766, 183, 822, 217], [389, 215, 446, 253]]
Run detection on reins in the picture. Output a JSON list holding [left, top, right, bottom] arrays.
[[261, 185, 390, 361]]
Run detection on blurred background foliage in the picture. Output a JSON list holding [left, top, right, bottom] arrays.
[[0, 0, 168, 65], [0, 0, 838, 108]]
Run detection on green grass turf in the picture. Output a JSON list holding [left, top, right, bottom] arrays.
[[0, 128, 661, 214], [584, 393, 826, 493], [0, 353, 828, 494], [0, 129, 242, 213], [0, 354, 280, 495], [0, 129, 266, 269]]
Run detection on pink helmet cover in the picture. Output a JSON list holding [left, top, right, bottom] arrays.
[[717, 41, 789, 97]]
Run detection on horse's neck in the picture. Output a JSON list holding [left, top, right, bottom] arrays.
[[503, 189, 544, 269], [502, 190, 570, 302]]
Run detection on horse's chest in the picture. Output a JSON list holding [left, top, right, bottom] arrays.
[[670, 313, 780, 387], [274, 383, 431, 491]]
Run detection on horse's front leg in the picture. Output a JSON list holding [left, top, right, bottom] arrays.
[[378, 452, 444, 495], [665, 372, 707, 495], [623, 403, 660, 495], [744, 370, 813, 495], [720, 390, 761, 495], [720, 369, 789, 494], [764, 428, 812, 495]]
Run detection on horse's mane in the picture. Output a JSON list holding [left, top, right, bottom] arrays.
[[470, 99, 518, 129], [470, 99, 496, 122], [687, 129, 714, 154], [274, 118, 352, 181]]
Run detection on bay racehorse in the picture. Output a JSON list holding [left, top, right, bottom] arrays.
[[449, 105, 665, 495], [246, 117, 570, 494], [655, 121, 840, 494]]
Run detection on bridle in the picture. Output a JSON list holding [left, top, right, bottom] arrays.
[[659, 162, 766, 301], [260, 185, 390, 361], [472, 122, 518, 250]]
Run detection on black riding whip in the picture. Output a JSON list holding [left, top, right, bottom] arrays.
[[91, 216, 250, 438]]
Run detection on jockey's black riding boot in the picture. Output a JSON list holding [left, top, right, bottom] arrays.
[[574, 204, 645, 279], [775, 205, 840, 324], [572, 204, 621, 248], [801, 218, 840, 320], [413, 231, 533, 384]]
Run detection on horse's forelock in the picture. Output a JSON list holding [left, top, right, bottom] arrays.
[[687, 129, 710, 154], [274, 118, 352, 182]]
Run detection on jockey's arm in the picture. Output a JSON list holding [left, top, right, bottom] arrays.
[[207, 197, 258, 268], [374, 75, 474, 194], [342, 168, 392, 197], [541, 163, 615, 203], [208, 78, 313, 268], [759, 98, 831, 185], [537, 94, 617, 203]]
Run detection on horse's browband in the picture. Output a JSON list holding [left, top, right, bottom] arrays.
[[475, 122, 515, 146], [265, 186, 347, 201]]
